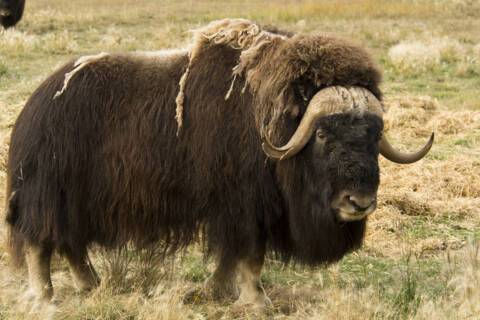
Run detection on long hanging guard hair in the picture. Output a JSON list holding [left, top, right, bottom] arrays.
[[174, 18, 286, 134]]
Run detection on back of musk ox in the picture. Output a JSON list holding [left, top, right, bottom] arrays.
[[5, 19, 434, 307], [0, 0, 25, 28]]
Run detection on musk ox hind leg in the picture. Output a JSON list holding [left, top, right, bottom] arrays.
[[25, 242, 54, 303], [64, 249, 100, 292], [183, 254, 239, 304]]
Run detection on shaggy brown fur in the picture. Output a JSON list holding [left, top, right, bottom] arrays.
[[6, 19, 382, 278]]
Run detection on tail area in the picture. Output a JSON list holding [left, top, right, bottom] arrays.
[[5, 189, 25, 267]]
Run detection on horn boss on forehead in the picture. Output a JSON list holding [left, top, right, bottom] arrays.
[[262, 86, 434, 163]]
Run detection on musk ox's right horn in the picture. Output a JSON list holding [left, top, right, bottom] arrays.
[[262, 86, 383, 160]]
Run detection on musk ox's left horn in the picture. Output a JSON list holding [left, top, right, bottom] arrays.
[[379, 133, 434, 164], [262, 86, 383, 160]]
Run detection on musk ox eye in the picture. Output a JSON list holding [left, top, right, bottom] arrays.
[[316, 129, 326, 141]]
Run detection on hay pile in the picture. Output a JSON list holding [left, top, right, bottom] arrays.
[[387, 38, 466, 75], [367, 94, 480, 256]]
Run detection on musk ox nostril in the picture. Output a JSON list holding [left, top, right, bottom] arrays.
[[346, 194, 375, 212]]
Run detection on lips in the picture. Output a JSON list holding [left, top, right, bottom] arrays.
[[337, 206, 375, 222], [335, 200, 377, 222]]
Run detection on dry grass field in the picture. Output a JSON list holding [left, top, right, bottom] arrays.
[[1, 0, 479, 319]]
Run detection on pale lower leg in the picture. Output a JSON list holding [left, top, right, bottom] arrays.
[[25, 242, 53, 302], [235, 246, 271, 308], [184, 254, 238, 304], [65, 250, 100, 292]]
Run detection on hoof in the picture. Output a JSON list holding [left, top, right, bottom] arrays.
[[73, 277, 101, 293], [233, 295, 272, 310], [23, 288, 55, 315], [183, 286, 210, 305], [183, 281, 239, 305], [24, 286, 53, 304]]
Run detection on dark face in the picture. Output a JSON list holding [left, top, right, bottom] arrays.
[[311, 113, 383, 222], [0, 0, 25, 28]]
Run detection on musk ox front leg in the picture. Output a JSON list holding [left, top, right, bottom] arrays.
[[184, 254, 239, 304], [206, 255, 240, 301], [184, 245, 270, 308], [234, 245, 271, 309], [25, 242, 53, 303], [64, 249, 100, 292]]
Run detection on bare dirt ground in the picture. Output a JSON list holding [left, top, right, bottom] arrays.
[[0, 1, 479, 319]]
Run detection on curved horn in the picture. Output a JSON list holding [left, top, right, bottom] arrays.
[[380, 133, 434, 164], [262, 86, 382, 160]]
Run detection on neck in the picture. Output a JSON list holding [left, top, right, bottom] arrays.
[[271, 156, 367, 265]]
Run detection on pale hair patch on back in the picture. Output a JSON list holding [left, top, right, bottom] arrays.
[[174, 18, 286, 135], [53, 52, 109, 99], [133, 48, 189, 59]]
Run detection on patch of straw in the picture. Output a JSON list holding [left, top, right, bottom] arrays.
[[388, 38, 466, 75]]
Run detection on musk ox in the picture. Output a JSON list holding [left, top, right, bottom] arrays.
[[0, 0, 25, 29], [5, 19, 433, 307]]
